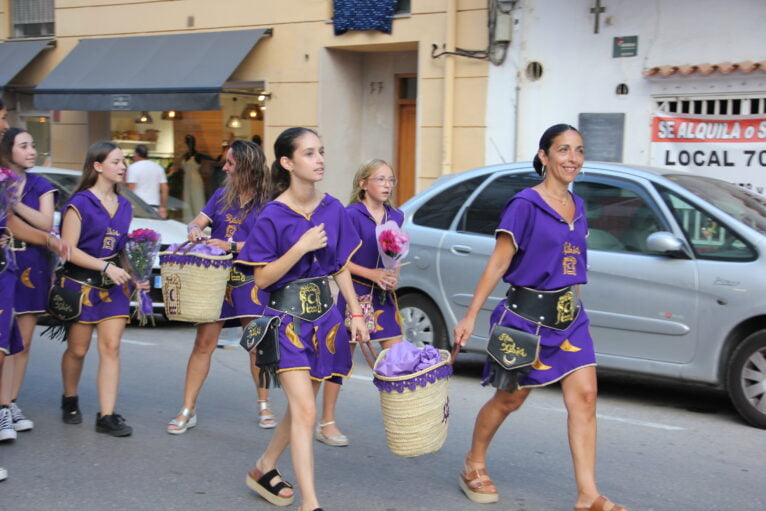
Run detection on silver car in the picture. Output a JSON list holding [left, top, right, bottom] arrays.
[[397, 162, 766, 428]]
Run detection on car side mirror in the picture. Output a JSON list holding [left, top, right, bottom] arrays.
[[647, 231, 691, 259]]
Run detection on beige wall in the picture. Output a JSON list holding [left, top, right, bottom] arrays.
[[27, 0, 490, 193]]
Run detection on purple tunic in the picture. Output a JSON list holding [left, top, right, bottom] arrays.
[[14, 173, 57, 314], [201, 187, 267, 320], [60, 191, 133, 324], [486, 188, 595, 389], [336, 202, 404, 342], [1, 216, 23, 356], [236, 194, 362, 381]]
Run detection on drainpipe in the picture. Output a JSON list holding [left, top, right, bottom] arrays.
[[441, 0, 457, 175]]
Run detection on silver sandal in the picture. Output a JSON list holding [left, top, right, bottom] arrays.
[[258, 400, 277, 429], [167, 407, 197, 435]]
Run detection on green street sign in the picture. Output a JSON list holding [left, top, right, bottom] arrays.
[[613, 36, 638, 58]]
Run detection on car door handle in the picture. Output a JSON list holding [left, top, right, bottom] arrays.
[[451, 245, 473, 255]]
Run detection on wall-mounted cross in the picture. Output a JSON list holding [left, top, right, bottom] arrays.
[[590, 0, 606, 34]]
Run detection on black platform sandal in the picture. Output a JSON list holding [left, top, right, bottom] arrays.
[[246, 468, 295, 507]]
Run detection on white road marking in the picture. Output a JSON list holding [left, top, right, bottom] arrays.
[[121, 339, 157, 346], [533, 404, 684, 430]]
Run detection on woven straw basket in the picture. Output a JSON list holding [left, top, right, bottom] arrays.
[[159, 244, 232, 323], [373, 348, 452, 457]]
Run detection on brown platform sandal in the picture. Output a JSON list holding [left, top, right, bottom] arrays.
[[575, 495, 628, 511], [458, 456, 499, 504]]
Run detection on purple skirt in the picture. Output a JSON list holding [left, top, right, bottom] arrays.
[[483, 299, 596, 390], [61, 276, 130, 324], [266, 305, 352, 382], [0, 267, 24, 355], [220, 280, 268, 321], [14, 246, 53, 314]]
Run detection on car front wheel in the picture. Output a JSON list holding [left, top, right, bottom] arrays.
[[726, 330, 766, 429], [398, 293, 450, 351]]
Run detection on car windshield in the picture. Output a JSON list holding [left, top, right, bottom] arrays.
[[36, 171, 162, 220], [664, 174, 766, 236]]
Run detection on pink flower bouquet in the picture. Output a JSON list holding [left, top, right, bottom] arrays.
[[374, 220, 410, 301], [126, 228, 161, 326]]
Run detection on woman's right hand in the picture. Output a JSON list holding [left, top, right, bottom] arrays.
[[297, 223, 327, 253], [105, 264, 131, 286], [187, 226, 205, 242], [368, 268, 396, 290], [453, 316, 476, 347]]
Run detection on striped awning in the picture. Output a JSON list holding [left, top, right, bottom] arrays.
[[644, 60, 766, 77]]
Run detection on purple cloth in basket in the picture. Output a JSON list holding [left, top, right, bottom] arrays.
[[374, 341, 441, 377], [161, 243, 231, 268]]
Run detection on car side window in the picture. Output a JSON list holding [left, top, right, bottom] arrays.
[[574, 180, 664, 254], [412, 175, 487, 230], [458, 173, 539, 235], [658, 188, 756, 261]]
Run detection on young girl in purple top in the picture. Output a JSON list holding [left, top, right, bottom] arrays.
[[0, 128, 57, 436], [319, 159, 405, 447], [0, 101, 69, 473], [59, 142, 149, 438], [167, 140, 276, 435], [236, 127, 369, 511], [453, 125, 628, 511]]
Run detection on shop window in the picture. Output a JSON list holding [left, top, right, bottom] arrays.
[[12, 0, 54, 38]]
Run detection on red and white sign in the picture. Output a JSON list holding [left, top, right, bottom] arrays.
[[650, 113, 766, 195]]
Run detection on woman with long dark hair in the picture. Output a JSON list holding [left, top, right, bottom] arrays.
[[58, 142, 148, 437], [453, 124, 628, 511], [167, 139, 276, 434], [237, 127, 369, 511], [0, 128, 56, 439], [0, 100, 69, 479]]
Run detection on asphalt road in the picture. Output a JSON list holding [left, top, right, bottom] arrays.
[[1, 322, 764, 511]]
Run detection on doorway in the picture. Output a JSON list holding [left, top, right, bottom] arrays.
[[395, 74, 416, 204]]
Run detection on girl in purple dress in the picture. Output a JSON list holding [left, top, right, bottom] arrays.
[[167, 140, 275, 435], [0, 129, 57, 436], [453, 125, 628, 511], [59, 142, 149, 438], [0, 102, 69, 473], [236, 128, 369, 511], [320, 159, 404, 447]]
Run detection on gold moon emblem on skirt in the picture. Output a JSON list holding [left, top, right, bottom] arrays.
[[560, 339, 581, 352], [251, 285, 261, 305], [286, 321, 304, 349], [20, 268, 35, 289], [81, 285, 93, 307], [326, 323, 339, 354], [225, 286, 233, 306], [99, 289, 112, 303], [532, 359, 552, 371], [373, 310, 384, 332]]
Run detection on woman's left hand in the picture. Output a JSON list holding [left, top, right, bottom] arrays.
[[383, 268, 398, 289], [350, 316, 370, 343], [205, 238, 229, 252]]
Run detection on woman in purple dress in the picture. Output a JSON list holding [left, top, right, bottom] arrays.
[[0, 101, 69, 474], [319, 159, 405, 447], [167, 140, 275, 435], [453, 125, 628, 511], [0, 128, 57, 436], [58, 142, 148, 438], [236, 127, 369, 511]]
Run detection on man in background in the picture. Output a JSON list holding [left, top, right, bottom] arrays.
[[126, 144, 168, 218]]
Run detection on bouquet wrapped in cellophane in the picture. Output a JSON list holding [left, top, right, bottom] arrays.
[[126, 228, 161, 326]]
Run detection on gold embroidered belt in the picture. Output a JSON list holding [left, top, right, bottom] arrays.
[[62, 255, 122, 290], [227, 266, 254, 288], [268, 276, 333, 323], [505, 285, 580, 331]]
